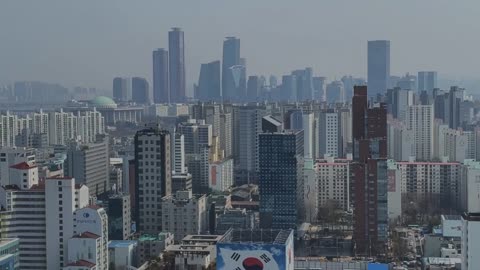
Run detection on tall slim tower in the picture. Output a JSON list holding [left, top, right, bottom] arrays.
[[113, 77, 128, 102], [259, 130, 304, 229], [134, 127, 171, 234], [131, 77, 149, 104], [368, 40, 390, 98], [169, 27, 186, 103], [418, 71, 437, 93], [152, 48, 169, 103], [222, 37, 241, 100], [352, 86, 388, 256]]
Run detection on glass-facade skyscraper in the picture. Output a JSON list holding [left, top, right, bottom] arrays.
[[368, 40, 390, 98], [197, 60, 221, 102], [222, 37, 241, 100], [259, 130, 304, 230], [169, 27, 186, 103], [152, 48, 169, 103]]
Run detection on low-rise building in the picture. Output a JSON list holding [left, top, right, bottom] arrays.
[[137, 232, 174, 265], [108, 240, 138, 270]]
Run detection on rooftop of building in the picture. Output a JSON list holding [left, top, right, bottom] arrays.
[[166, 244, 214, 254], [0, 238, 19, 248], [462, 212, 480, 221], [72, 232, 101, 239], [218, 228, 293, 245], [9, 161, 37, 170], [66, 259, 96, 268], [442, 215, 461, 220], [138, 232, 172, 242], [109, 240, 138, 248], [90, 96, 117, 109], [182, 235, 223, 243]]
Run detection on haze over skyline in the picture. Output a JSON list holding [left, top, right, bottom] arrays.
[[1, 0, 480, 94]]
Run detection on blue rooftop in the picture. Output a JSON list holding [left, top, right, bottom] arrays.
[[109, 240, 137, 248]]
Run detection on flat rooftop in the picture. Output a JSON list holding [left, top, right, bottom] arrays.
[[182, 235, 223, 243], [219, 229, 293, 245], [109, 240, 138, 248]]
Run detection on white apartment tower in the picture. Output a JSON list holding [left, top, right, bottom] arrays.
[[319, 110, 339, 158], [316, 155, 351, 211], [406, 105, 434, 161]]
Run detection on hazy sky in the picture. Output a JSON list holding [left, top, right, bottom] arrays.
[[1, 0, 480, 94]]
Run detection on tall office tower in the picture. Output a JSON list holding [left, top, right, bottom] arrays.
[[418, 71, 437, 93], [351, 86, 388, 256], [388, 87, 415, 121], [316, 155, 351, 211], [368, 40, 390, 98], [0, 147, 35, 186], [134, 127, 172, 234], [168, 27, 186, 103], [222, 37, 241, 99], [197, 60, 221, 101], [220, 112, 233, 158], [269, 75, 278, 88], [108, 194, 132, 240], [449, 86, 464, 130], [313, 76, 327, 101], [281, 75, 297, 101], [131, 77, 150, 104], [235, 106, 267, 184], [319, 109, 339, 158], [247, 76, 261, 102], [224, 65, 247, 102], [405, 105, 434, 161], [0, 112, 18, 147], [113, 77, 129, 102], [65, 138, 110, 196], [173, 133, 186, 174], [292, 68, 314, 101], [326, 80, 345, 103], [462, 213, 480, 270], [161, 190, 207, 241], [177, 120, 213, 156], [259, 130, 304, 229], [153, 48, 169, 103], [191, 103, 221, 138]]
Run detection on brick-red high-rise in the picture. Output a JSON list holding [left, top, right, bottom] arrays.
[[352, 86, 388, 256]]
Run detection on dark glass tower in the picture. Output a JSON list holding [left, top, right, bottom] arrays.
[[197, 60, 221, 101], [152, 48, 169, 103], [222, 37, 241, 100], [131, 77, 149, 104], [169, 27, 186, 103], [368, 40, 390, 99], [259, 130, 304, 230]]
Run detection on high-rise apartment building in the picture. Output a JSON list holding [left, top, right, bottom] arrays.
[[316, 155, 351, 211], [368, 40, 390, 98], [134, 127, 172, 234], [169, 27, 186, 103], [259, 130, 304, 229], [319, 110, 339, 158], [131, 77, 149, 104], [406, 105, 434, 161], [220, 112, 233, 158], [65, 137, 110, 196], [197, 60, 221, 101], [152, 48, 169, 103], [112, 77, 129, 102], [351, 86, 388, 256]]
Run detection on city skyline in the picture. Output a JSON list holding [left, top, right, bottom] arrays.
[[1, 1, 480, 93]]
